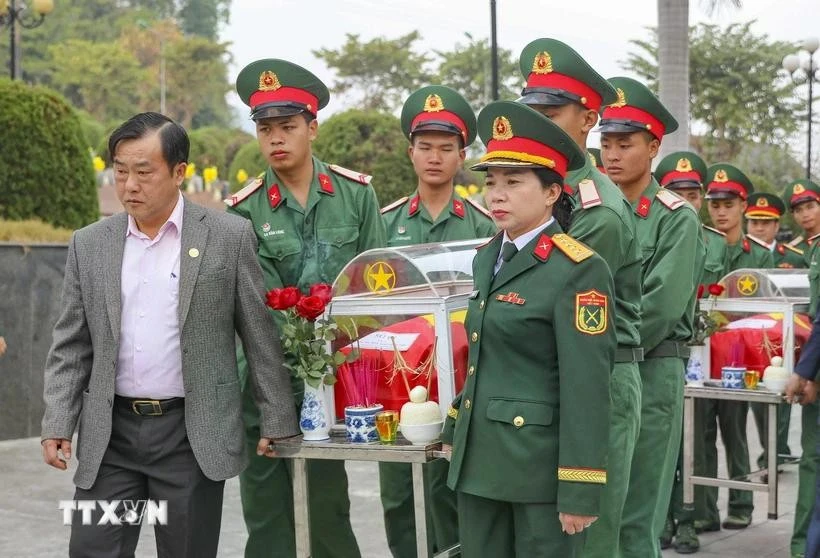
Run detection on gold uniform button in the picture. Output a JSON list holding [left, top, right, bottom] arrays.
[[513, 416, 525, 427], [468, 365, 475, 376], [464, 399, 471, 409], [479, 300, 485, 309], [471, 332, 478, 342]]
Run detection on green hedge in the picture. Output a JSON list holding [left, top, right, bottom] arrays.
[[313, 109, 415, 206], [228, 140, 267, 192], [0, 79, 98, 229]]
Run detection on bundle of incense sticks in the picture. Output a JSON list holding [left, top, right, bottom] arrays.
[[340, 356, 379, 408]]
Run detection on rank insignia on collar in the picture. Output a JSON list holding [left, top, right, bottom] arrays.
[[636, 196, 651, 218], [742, 238, 750, 253], [408, 196, 420, 216], [268, 183, 283, 209], [496, 292, 526, 305], [575, 290, 608, 335], [318, 173, 334, 194], [533, 234, 553, 261], [452, 199, 465, 218]]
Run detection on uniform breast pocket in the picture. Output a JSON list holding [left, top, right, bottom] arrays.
[[258, 237, 302, 263], [317, 225, 359, 270]]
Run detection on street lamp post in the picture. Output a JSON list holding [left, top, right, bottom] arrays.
[[0, 0, 55, 80], [783, 37, 819, 181]]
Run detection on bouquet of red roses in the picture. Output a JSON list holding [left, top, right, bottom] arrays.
[[691, 282, 726, 345], [266, 283, 355, 388]]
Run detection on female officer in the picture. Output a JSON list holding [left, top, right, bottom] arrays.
[[441, 100, 616, 557]]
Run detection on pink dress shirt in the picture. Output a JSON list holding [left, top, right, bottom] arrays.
[[116, 195, 185, 398]]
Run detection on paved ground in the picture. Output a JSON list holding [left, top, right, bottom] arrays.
[[0, 405, 808, 557]]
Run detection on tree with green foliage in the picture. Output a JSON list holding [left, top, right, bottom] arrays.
[[0, 80, 98, 230], [178, 0, 231, 40], [435, 33, 522, 111], [312, 109, 417, 206], [623, 21, 800, 160], [313, 32, 434, 112], [228, 140, 266, 192]]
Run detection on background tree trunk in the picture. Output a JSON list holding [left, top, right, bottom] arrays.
[[657, 0, 691, 158]]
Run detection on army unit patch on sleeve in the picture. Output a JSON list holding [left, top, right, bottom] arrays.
[[575, 290, 608, 335]]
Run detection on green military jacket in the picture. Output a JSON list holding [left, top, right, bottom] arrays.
[[566, 156, 642, 349], [226, 157, 386, 292], [724, 234, 774, 275], [381, 190, 497, 247], [631, 179, 704, 352], [444, 221, 615, 515], [773, 242, 805, 269], [701, 225, 728, 287], [806, 233, 820, 316]]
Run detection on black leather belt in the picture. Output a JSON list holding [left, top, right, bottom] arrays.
[[114, 395, 185, 416], [644, 340, 691, 359], [615, 347, 644, 363]]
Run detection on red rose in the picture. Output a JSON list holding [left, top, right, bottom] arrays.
[[309, 283, 333, 305], [697, 284, 705, 299], [708, 283, 725, 297], [295, 295, 326, 321], [266, 286, 302, 310]]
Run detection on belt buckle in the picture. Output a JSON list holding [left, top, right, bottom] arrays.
[[131, 399, 163, 416]]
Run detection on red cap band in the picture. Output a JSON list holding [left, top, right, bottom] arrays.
[[707, 181, 748, 200], [791, 191, 820, 207], [660, 170, 701, 187], [745, 206, 781, 218], [525, 71, 603, 111], [249, 87, 319, 115], [410, 110, 468, 142], [601, 105, 666, 139], [484, 136, 569, 177]]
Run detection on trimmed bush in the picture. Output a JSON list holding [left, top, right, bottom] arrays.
[[0, 218, 73, 242], [312, 109, 416, 206], [228, 140, 267, 193], [0, 79, 98, 229]]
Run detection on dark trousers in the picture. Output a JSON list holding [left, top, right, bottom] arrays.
[[807, 411, 820, 558], [69, 401, 225, 558]]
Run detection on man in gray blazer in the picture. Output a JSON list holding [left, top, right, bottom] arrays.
[[41, 112, 298, 558]]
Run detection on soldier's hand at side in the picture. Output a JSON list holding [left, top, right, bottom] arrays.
[[803, 380, 819, 405], [559, 513, 597, 535], [0, 336, 6, 356], [42, 438, 72, 470], [441, 444, 452, 461], [786, 373, 808, 404]]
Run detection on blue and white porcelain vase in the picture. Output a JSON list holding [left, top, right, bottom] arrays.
[[300, 379, 331, 441], [344, 404, 384, 443], [685, 344, 705, 387]]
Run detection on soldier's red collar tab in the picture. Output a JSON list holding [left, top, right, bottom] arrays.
[[742, 237, 751, 253], [777, 244, 786, 255], [268, 183, 283, 209], [408, 195, 421, 217], [809, 232, 820, 245], [636, 196, 651, 218], [451, 198, 465, 219], [318, 173, 334, 195], [532, 234, 553, 262]]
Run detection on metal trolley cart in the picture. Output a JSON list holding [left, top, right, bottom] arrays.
[[683, 268, 809, 519]]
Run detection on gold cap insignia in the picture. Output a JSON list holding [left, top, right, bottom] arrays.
[[532, 51, 553, 74], [714, 169, 729, 183], [675, 158, 692, 172], [258, 70, 281, 92], [794, 183, 806, 194], [423, 94, 444, 113], [492, 116, 513, 141], [756, 197, 769, 207], [609, 88, 627, 108]]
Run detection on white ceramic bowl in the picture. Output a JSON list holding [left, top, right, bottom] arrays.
[[765, 378, 788, 394], [399, 421, 444, 445]]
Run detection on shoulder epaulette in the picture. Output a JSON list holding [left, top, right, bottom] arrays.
[[552, 233, 594, 263], [788, 235, 804, 247], [224, 177, 264, 207], [783, 243, 804, 255], [809, 232, 820, 243], [380, 196, 409, 214], [476, 232, 502, 250], [328, 163, 371, 185], [578, 179, 602, 209], [747, 235, 771, 250], [702, 224, 726, 237], [464, 197, 492, 219], [656, 188, 686, 210]]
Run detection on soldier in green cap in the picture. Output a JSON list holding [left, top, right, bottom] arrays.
[[442, 99, 615, 558], [783, 179, 820, 558], [598, 76, 704, 558], [226, 58, 386, 558], [379, 85, 494, 558], [654, 149, 725, 553], [745, 192, 804, 268], [694, 163, 774, 535], [517, 39, 644, 558]]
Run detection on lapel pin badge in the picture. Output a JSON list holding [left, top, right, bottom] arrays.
[[188, 248, 200, 258]]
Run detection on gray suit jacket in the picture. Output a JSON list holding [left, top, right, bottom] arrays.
[[41, 201, 298, 489]]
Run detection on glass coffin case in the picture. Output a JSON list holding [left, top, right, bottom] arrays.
[[703, 268, 810, 379], [326, 239, 488, 421]]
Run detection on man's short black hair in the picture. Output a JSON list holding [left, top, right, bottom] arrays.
[[108, 112, 189, 171]]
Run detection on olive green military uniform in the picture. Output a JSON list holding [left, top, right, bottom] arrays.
[[442, 99, 615, 558], [596, 78, 705, 558], [784, 179, 820, 557], [696, 164, 775, 531], [517, 39, 643, 558], [378, 85, 493, 558], [229, 59, 387, 558]]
